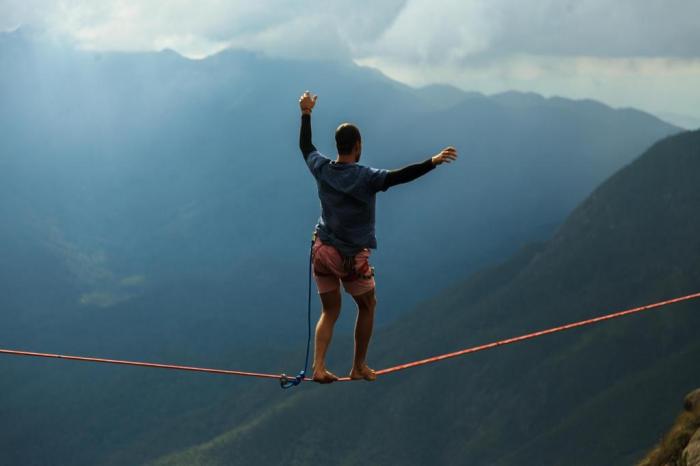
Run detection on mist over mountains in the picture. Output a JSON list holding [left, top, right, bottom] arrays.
[[0, 28, 679, 329], [0, 28, 693, 466]]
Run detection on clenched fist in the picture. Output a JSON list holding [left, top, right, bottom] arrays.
[[299, 90, 317, 115]]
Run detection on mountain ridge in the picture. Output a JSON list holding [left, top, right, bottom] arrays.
[[149, 129, 700, 465], [0, 28, 690, 466]]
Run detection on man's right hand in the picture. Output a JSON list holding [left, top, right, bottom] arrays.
[[432, 146, 458, 166], [299, 90, 317, 115]]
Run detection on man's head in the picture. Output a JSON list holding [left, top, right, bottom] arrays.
[[335, 123, 362, 162]]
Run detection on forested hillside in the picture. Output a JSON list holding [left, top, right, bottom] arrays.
[[151, 130, 700, 465]]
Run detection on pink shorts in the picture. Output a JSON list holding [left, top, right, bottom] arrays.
[[311, 237, 375, 296]]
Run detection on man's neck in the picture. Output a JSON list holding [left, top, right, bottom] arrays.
[[335, 154, 356, 164]]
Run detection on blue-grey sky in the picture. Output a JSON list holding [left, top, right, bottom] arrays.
[[2, 0, 699, 127]]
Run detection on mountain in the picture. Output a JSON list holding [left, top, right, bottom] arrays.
[[0, 27, 680, 331], [413, 83, 483, 110], [0, 28, 689, 465], [637, 388, 700, 466], [147, 129, 700, 465], [657, 112, 700, 131]]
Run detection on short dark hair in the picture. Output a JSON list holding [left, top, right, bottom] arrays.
[[335, 123, 361, 155]]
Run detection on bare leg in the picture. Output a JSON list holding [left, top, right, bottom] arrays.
[[313, 288, 341, 383], [349, 288, 377, 381]]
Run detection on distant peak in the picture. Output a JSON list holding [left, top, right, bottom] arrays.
[[156, 47, 191, 61], [413, 83, 484, 111], [490, 91, 546, 105], [418, 83, 465, 93]]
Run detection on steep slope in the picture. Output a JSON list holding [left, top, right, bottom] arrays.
[[151, 130, 700, 465], [637, 388, 700, 466]]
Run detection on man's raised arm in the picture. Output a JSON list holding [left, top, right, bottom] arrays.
[[381, 146, 458, 191], [299, 91, 318, 160]]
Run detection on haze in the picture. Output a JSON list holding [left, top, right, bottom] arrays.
[[2, 0, 699, 128]]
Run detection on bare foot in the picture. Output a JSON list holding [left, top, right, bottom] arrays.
[[312, 368, 339, 384], [349, 363, 377, 382]]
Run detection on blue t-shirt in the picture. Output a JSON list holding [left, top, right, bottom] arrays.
[[306, 150, 389, 256]]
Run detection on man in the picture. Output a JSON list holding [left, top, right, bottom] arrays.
[[298, 90, 457, 383]]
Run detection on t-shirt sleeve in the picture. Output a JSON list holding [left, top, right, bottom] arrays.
[[305, 150, 329, 178], [366, 166, 390, 193]]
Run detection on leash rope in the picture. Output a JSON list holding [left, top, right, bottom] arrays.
[[279, 231, 316, 389]]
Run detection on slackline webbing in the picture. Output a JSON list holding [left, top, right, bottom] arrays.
[[2, 291, 699, 384]]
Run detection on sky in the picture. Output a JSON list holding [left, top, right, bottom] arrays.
[[2, 0, 699, 128]]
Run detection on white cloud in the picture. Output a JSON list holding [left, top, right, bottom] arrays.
[[350, 0, 700, 66], [3, 0, 698, 60], [488, 0, 700, 59], [0, 0, 405, 58], [355, 0, 498, 64], [2, 0, 699, 122]]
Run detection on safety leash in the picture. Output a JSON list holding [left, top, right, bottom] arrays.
[[280, 231, 316, 389]]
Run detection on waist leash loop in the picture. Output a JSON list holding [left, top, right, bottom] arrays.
[[279, 371, 305, 389], [280, 229, 316, 390]]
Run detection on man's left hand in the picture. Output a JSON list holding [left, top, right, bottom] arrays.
[[299, 90, 317, 114]]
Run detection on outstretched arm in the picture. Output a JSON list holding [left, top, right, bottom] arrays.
[[382, 146, 458, 190], [299, 91, 318, 160]]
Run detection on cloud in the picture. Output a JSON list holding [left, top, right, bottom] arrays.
[[1, 0, 699, 121], [2, 0, 698, 60], [355, 0, 700, 67], [0, 0, 406, 58], [2, 0, 698, 61], [488, 0, 700, 59], [353, 0, 498, 64]]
